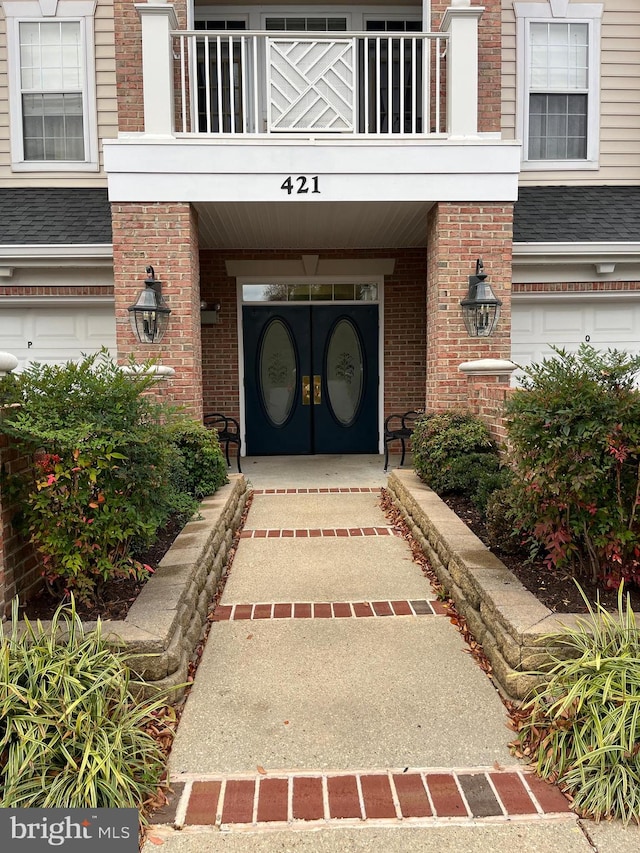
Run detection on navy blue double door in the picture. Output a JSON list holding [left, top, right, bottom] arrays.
[[243, 304, 378, 455]]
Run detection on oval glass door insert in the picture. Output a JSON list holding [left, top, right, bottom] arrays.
[[326, 318, 364, 426], [259, 319, 297, 426]]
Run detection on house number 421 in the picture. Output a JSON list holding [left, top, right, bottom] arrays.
[[280, 175, 321, 195]]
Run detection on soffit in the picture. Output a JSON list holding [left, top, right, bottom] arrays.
[[195, 201, 432, 249]]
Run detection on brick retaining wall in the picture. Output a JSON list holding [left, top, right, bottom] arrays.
[[7, 475, 249, 698]]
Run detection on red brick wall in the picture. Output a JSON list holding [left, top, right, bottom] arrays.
[[430, 0, 501, 134], [513, 282, 640, 294], [384, 251, 428, 416], [111, 202, 203, 418], [114, 0, 143, 134], [0, 436, 41, 617], [199, 248, 427, 422], [199, 252, 240, 420], [425, 201, 513, 410], [114, 0, 188, 133], [464, 376, 513, 445], [0, 286, 113, 297]]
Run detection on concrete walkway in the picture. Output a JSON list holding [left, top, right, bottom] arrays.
[[144, 457, 640, 852]]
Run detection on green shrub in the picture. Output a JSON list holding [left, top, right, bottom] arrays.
[[412, 410, 498, 498], [472, 463, 514, 514], [0, 599, 165, 813], [0, 352, 210, 601], [512, 585, 640, 825], [484, 484, 529, 556], [166, 418, 227, 500], [504, 345, 640, 586]]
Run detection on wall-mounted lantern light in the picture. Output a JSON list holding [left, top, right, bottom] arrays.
[[460, 258, 502, 337], [128, 266, 171, 343]]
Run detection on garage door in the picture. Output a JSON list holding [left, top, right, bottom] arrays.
[[511, 297, 640, 379], [0, 304, 117, 371]]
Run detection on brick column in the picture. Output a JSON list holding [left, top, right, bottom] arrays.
[[425, 202, 513, 410], [112, 202, 203, 419], [431, 0, 502, 134], [114, 0, 188, 134]]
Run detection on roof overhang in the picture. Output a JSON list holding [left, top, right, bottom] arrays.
[[513, 241, 640, 284], [0, 244, 113, 271]]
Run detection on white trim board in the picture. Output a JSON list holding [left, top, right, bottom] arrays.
[[227, 259, 395, 277]]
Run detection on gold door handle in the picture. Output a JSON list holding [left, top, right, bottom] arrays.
[[314, 375, 322, 405], [302, 376, 311, 405]]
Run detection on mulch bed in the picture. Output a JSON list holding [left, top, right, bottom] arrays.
[[20, 488, 640, 621], [443, 494, 640, 614], [20, 515, 185, 622]]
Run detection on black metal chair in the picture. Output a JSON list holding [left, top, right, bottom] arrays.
[[204, 413, 242, 473], [383, 410, 420, 472]]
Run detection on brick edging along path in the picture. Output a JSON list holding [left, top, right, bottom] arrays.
[[153, 769, 572, 828], [212, 599, 448, 620], [252, 488, 381, 495], [241, 527, 395, 538]]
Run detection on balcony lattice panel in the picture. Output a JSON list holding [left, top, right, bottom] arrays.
[[268, 38, 355, 132]]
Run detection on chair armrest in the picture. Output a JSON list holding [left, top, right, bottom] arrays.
[[401, 410, 420, 430]]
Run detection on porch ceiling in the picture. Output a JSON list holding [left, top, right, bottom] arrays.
[[194, 201, 432, 250]]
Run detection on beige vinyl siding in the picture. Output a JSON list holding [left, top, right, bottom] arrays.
[[0, 11, 9, 169], [501, 4, 517, 151], [0, 0, 116, 186], [502, 0, 640, 186], [95, 0, 117, 173]]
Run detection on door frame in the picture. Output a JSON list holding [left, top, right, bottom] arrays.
[[236, 275, 385, 455]]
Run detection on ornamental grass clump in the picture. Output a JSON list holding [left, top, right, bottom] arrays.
[[512, 585, 640, 825], [0, 598, 165, 813]]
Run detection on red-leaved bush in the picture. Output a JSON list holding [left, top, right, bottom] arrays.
[[504, 345, 640, 587]]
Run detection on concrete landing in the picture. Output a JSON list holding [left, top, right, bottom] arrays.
[[168, 617, 515, 776]]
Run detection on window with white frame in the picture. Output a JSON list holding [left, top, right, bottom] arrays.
[[2, 0, 98, 171], [515, 2, 602, 169]]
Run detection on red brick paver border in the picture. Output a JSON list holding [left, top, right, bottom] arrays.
[[252, 488, 382, 494], [211, 600, 440, 621], [240, 527, 395, 538], [156, 770, 573, 828]]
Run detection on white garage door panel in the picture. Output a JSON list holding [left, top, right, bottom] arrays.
[[512, 299, 640, 381], [2, 306, 117, 372], [33, 313, 81, 342], [593, 309, 635, 334], [540, 306, 585, 335], [511, 310, 535, 334], [86, 313, 117, 340]]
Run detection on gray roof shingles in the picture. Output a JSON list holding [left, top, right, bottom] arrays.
[[1, 185, 638, 247], [514, 186, 640, 243], [0, 187, 112, 245]]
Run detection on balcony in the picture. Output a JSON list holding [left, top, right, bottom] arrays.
[[104, 1, 521, 214], [173, 30, 446, 136]]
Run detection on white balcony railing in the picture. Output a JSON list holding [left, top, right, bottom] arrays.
[[172, 31, 448, 136], [136, 2, 482, 139]]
